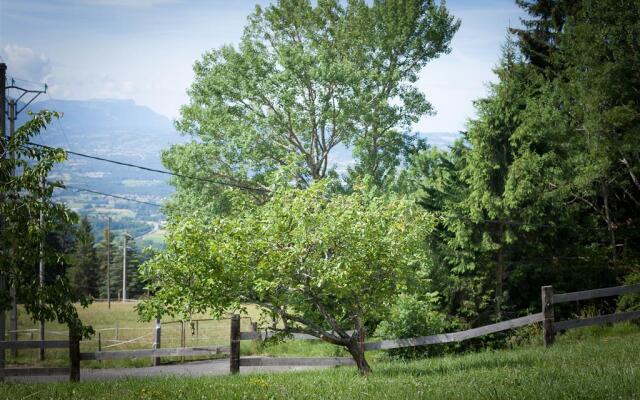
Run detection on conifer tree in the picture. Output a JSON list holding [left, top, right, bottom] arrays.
[[68, 216, 100, 297]]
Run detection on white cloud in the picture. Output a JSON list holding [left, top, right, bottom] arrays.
[[1, 44, 52, 83]]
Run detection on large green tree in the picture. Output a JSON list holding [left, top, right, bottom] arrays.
[[162, 0, 459, 217], [140, 182, 434, 374]]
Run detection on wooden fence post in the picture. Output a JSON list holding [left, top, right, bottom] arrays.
[[180, 320, 185, 363], [542, 285, 555, 347], [69, 329, 80, 382], [153, 317, 161, 367], [230, 314, 240, 374]]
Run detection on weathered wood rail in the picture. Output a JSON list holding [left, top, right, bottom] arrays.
[[0, 333, 75, 380], [0, 321, 232, 382], [363, 313, 544, 351], [3, 284, 639, 381], [231, 283, 640, 373], [79, 345, 229, 361], [542, 283, 640, 345]]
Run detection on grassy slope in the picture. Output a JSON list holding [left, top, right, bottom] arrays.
[[2, 326, 639, 400]]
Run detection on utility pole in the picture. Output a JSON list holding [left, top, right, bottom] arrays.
[[8, 100, 18, 358], [122, 233, 128, 303], [39, 176, 45, 360], [3, 73, 48, 362], [0, 62, 7, 371], [106, 216, 111, 309]]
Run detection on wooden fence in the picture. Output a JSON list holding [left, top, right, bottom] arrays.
[[230, 283, 640, 373], [2, 283, 639, 380], [541, 283, 640, 346]]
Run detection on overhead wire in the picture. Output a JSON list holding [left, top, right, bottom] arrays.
[[27, 141, 268, 193]]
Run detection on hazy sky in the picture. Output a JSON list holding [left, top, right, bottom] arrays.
[[1, 0, 524, 133]]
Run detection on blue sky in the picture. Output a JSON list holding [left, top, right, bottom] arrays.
[[0, 0, 524, 134]]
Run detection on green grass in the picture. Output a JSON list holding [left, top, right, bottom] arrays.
[[139, 228, 166, 249], [7, 302, 260, 369], [2, 326, 640, 399]]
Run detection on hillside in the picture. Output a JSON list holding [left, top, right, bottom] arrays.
[[21, 99, 186, 247]]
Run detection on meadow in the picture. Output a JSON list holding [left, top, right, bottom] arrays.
[[1, 324, 639, 399], [5, 302, 347, 368]]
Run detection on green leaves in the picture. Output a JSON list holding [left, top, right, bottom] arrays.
[[141, 180, 434, 337], [166, 0, 459, 219], [1, 111, 92, 337]]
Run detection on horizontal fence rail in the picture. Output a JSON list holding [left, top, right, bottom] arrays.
[[364, 313, 544, 351], [80, 345, 230, 361], [240, 356, 355, 367], [0, 340, 69, 350], [554, 310, 640, 332], [240, 330, 356, 341], [553, 283, 640, 303]]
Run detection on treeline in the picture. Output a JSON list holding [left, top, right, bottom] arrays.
[[66, 216, 149, 299], [404, 0, 640, 328]]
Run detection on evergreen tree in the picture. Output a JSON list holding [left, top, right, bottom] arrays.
[[96, 227, 115, 299], [67, 216, 100, 297], [111, 234, 145, 300]]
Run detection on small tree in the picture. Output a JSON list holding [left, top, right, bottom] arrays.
[[139, 181, 433, 374], [0, 111, 92, 337]]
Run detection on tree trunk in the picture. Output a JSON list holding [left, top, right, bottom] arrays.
[[495, 221, 505, 320], [346, 340, 371, 375], [602, 183, 616, 261]]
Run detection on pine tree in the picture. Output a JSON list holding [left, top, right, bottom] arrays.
[[111, 234, 146, 300], [96, 227, 115, 299], [67, 216, 100, 297]]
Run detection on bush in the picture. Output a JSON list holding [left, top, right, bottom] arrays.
[[375, 293, 454, 359], [617, 269, 640, 313]]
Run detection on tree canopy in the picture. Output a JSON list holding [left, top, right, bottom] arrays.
[[140, 181, 434, 373], [162, 0, 459, 217]]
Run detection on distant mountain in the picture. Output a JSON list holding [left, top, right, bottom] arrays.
[[21, 98, 185, 198], [17, 98, 461, 211]]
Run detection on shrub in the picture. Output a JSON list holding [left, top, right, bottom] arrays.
[[375, 293, 453, 359], [617, 269, 640, 314]]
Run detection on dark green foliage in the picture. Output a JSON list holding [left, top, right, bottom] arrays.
[[510, 0, 579, 71], [375, 293, 455, 359], [67, 216, 100, 297], [99, 233, 146, 300], [409, 0, 640, 340]]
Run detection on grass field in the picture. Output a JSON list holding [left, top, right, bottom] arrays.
[[2, 325, 639, 399], [6, 302, 262, 368], [139, 227, 166, 249]]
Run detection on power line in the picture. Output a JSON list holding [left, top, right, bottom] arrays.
[[56, 184, 163, 207], [28, 141, 268, 193]]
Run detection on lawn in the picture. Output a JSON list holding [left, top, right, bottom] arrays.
[[2, 325, 639, 399]]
